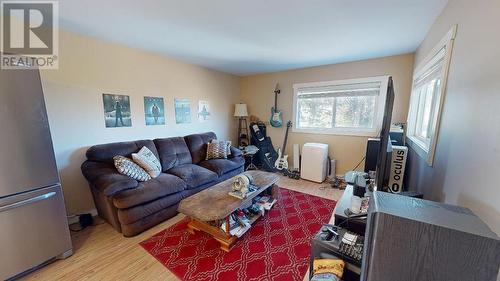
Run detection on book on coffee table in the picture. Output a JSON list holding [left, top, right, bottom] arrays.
[[255, 196, 277, 210], [220, 218, 251, 238], [231, 223, 251, 238]]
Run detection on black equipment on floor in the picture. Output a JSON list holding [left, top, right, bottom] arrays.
[[249, 121, 277, 172], [364, 138, 380, 173]]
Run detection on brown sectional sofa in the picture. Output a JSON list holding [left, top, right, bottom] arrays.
[[81, 132, 244, 236]]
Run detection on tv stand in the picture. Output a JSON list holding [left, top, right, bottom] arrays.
[[333, 185, 368, 235], [310, 225, 362, 280], [309, 185, 365, 281]]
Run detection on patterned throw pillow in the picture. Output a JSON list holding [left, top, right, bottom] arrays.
[[206, 140, 229, 160], [132, 146, 162, 178], [113, 156, 151, 182], [211, 139, 232, 155]]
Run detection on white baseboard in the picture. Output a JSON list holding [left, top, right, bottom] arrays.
[[67, 209, 98, 225]]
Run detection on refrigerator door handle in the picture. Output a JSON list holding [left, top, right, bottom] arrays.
[[0, 191, 56, 213]]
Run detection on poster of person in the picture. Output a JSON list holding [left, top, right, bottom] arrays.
[[198, 100, 210, 122], [102, 93, 132, 128], [174, 98, 191, 124], [144, 96, 165, 125]]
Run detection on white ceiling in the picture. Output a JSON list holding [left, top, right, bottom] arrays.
[[59, 0, 448, 76]]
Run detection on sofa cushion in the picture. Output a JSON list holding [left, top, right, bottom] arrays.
[[217, 166, 245, 182], [86, 140, 158, 164], [166, 164, 217, 189], [184, 132, 216, 164], [113, 173, 186, 209], [180, 182, 218, 198], [199, 158, 245, 176], [154, 137, 192, 171]]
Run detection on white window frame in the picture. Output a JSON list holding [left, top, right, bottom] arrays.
[[292, 76, 389, 136], [407, 26, 456, 166]]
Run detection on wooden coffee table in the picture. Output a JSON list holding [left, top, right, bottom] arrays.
[[178, 170, 279, 251]]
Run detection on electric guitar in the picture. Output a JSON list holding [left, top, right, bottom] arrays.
[[275, 121, 292, 170], [269, 83, 283, 127]]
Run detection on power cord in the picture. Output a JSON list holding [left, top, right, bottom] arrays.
[[349, 130, 382, 172], [351, 156, 366, 171]]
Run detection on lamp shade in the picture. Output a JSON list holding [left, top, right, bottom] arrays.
[[234, 103, 248, 117]]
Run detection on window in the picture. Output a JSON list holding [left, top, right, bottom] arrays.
[[407, 26, 456, 166], [293, 76, 389, 136]]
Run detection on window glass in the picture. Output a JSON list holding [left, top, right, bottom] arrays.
[[294, 78, 386, 135]]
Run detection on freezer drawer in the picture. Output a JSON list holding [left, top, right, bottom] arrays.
[[0, 185, 72, 280]]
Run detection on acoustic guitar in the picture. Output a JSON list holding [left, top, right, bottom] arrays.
[[275, 121, 292, 170], [269, 83, 283, 127]]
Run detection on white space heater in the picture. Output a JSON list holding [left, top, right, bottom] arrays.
[[300, 143, 329, 183]]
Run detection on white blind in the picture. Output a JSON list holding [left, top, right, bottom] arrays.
[[413, 47, 446, 89], [296, 81, 381, 99]]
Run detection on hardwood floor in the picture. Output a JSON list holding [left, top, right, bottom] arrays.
[[22, 175, 344, 281]]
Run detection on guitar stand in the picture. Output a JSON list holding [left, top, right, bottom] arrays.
[[246, 163, 258, 171], [245, 153, 259, 171]]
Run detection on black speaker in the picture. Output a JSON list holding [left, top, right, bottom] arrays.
[[364, 138, 380, 173], [389, 131, 404, 146]]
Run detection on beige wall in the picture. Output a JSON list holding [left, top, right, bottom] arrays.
[[405, 0, 500, 235], [40, 30, 241, 215], [240, 54, 414, 175]]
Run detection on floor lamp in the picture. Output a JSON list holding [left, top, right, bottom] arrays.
[[234, 103, 249, 148]]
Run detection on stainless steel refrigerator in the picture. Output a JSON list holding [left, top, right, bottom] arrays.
[[0, 66, 72, 280]]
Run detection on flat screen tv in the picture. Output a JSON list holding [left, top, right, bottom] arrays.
[[374, 76, 394, 191]]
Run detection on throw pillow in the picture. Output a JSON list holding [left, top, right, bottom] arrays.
[[113, 155, 151, 182], [206, 141, 229, 160], [211, 139, 232, 155], [132, 146, 162, 178]]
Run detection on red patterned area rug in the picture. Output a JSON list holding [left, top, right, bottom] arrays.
[[140, 187, 336, 281]]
